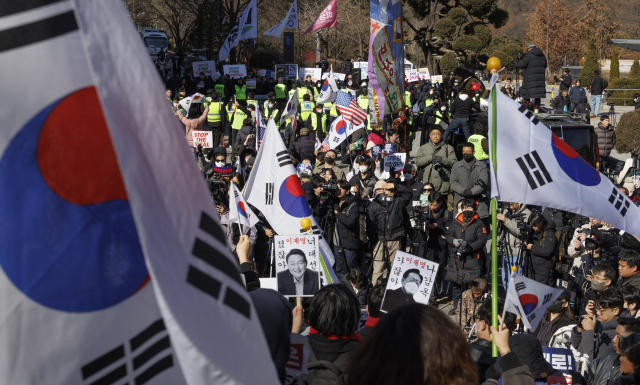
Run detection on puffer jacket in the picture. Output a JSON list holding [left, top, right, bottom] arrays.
[[179, 106, 209, 146], [445, 212, 487, 284], [293, 135, 315, 162], [596, 122, 616, 157], [450, 158, 490, 218], [414, 140, 458, 194], [367, 183, 412, 240], [569, 85, 586, 106], [584, 352, 621, 385], [515, 47, 548, 99], [528, 222, 557, 284], [499, 205, 532, 256]]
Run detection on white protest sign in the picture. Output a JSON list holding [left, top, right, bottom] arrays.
[[322, 72, 346, 81], [298, 67, 322, 82], [246, 79, 256, 89], [192, 60, 218, 76], [258, 69, 267, 77], [191, 131, 213, 148], [276, 64, 299, 80], [383, 152, 407, 172], [212, 71, 221, 81], [406, 70, 419, 82], [274, 235, 321, 297], [223, 64, 247, 78], [284, 334, 309, 385], [431, 75, 443, 84], [380, 251, 439, 313], [353, 61, 368, 69], [418, 68, 430, 79]]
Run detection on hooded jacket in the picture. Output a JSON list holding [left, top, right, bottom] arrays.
[[515, 47, 548, 99], [569, 85, 587, 106], [179, 106, 209, 146], [528, 221, 558, 284], [445, 212, 487, 284], [293, 135, 315, 163], [235, 124, 256, 153], [367, 183, 413, 241], [574, 95, 591, 115], [596, 121, 616, 157], [414, 140, 457, 194]]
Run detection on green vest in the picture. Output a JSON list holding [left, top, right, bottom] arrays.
[[328, 103, 338, 117], [301, 101, 315, 121], [226, 105, 235, 121], [263, 100, 270, 112], [298, 89, 308, 104], [215, 84, 226, 98], [267, 108, 280, 128], [275, 84, 286, 99], [357, 95, 368, 111], [247, 99, 258, 111], [312, 87, 319, 101], [232, 109, 247, 130], [404, 91, 412, 108], [207, 99, 223, 123], [288, 89, 296, 99], [235, 85, 246, 100], [311, 113, 327, 132], [425, 98, 434, 108], [468, 134, 489, 160]]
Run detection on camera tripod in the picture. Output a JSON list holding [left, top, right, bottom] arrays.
[[366, 206, 392, 285], [319, 202, 351, 277]]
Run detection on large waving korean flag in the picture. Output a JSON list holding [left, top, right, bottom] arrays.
[[245, 119, 338, 284], [0, 1, 279, 384], [504, 272, 564, 331]]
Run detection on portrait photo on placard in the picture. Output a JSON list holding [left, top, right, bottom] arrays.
[[275, 235, 321, 297], [380, 251, 439, 313]]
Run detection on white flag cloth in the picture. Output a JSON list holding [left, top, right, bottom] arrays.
[[488, 74, 640, 237], [280, 89, 299, 125], [326, 116, 364, 149], [229, 183, 260, 228], [264, 0, 298, 38], [504, 272, 564, 331], [219, 0, 257, 62], [245, 119, 338, 284], [178, 93, 206, 112], [317, 66, 338, 104], [0, 1, 279, 384]]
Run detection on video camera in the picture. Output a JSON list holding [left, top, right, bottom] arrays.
[[410, 201, 436, 228], [584, 224, 622, 255], [319, 180, 338, 203]]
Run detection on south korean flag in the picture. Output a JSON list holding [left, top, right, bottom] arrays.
[[504, 272, 565, 331]]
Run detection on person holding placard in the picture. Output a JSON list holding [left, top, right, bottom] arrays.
[[179, 99, 209, 147], [277, 249, 320, 296]]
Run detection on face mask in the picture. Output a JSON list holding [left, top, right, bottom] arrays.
[[463, 210, 474, 218], [591, 279, 607, 292], [547, 301, 564, 313], [441, 107, 446, 112], [269, 103, 274, 108], [404, 282, 419, 295], [459, 94, 469, 101], [475, 93, 480, 98], [325, 157, 335, 164], [429, 90, 434, 94], [348, 81, 352, 86], [215, 161, 225, 167], [463, 153, 474, 162], [404, 173, 413, 181], [359, 166, 368, 173], [317, 109, 322, 113]]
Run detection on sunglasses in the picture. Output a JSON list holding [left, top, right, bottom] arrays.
[[423, 188, 433, 192]]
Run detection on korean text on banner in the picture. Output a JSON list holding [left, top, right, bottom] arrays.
[[298, 68, 322, 82], [192, 61, 217, 76], [223, 64, 247, 79], [383, 153, 406, 172], [406, 70, 419, 82], [418, 68, 430, 79]]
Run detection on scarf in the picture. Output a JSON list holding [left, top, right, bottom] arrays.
[[365, 317, 379, 328], [309, 327, 363, 342]]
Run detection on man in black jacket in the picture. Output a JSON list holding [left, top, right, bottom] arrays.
[[551, 89, 572, 111], [589, 70, 609, 117], [515, 43, 547, 113], [442, 89, 480, 144], [634, 93, 640, 110], [554, 68, 573, 92], [350, 157, 378, 200], [293, 128, 315, 162], [368, 180, 413, 286]]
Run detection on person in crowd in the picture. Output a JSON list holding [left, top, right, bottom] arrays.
[[567, 217, 606, 257], [205, 91, 226, 149], [468, 124, 489, 166], [401, 163, 423, 203], [455, 277, 488, 328], [380, 268, 422, 313], [182, 68, 197, 95], [234, 117, 255, 156], [293, 127, 315, 163], [551, 89, 572, 111], [487, 330, 557, 383], [589, 70, 609, 117], [367, 180, 413, 286], [349, 157, 378, 200], [572, 286, 624, 361], [582, 318, 640, 385], [523, 211, 557, 284], [573, 95, 592, 119], [621, 285, 640, 318], [634, 93, 640, 110], [229, 100, 250, 150], [415, 126, 458, 197], [360, 286, 385, 340], [422, 192, 451, 288], [450, 142, 489, 221], [515, 42, 547, 113], [533, 289, 577, 352], [619, 250, 640, 291], [339, 268, 370, 308], [596, 115, 617, 166], [179, 98, 209, 147], [347, 304, 481, 385], [445, 199, 487, 315], [442, 89, 479, 143], [312, 149, 346, 181], [496, 202, 532, 289], [554, 68, 573, 92], [368, 125, 386, 147], [614, 333, 640, 382], [219, 183, 256, 255], [277, 249, 320, 296], [569, 79, 587, 108], [307, 284, 361, 377], [321, 168, 337, 182]]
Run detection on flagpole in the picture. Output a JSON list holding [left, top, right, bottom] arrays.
[[490, 77, 499, 358]]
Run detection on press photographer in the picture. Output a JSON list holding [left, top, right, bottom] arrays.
[[523, 212, 557, 284], [496, 202, 532, 289]]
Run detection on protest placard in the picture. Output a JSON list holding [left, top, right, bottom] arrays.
[[276, 64, 299, 80], [383, 153, 407, 172], [353, 61, 368, 79], [380, 251, 439, 313], [274, 235, 321, 297], [431, 75, 443, 85], [418, 68, 430, 79], [370, 145, 382, 159], [406, 70, 419, 82], [246, 79, 256, 89], [542, 347, 576, 372], [258, 69, 267, 77], [191, 131, 212, 148], [322, 72, 346, 81], [285, 334, 309, 385], [223, 64, 247, 78], [192, 60, 218, 76], [298, 67, 322, 82], [211, 72, 221, 81]]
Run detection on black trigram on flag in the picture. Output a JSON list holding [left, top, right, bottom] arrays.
[[265, 182, 274, 205], [81, 319, 174, 385], [186, 212, 251, 319], [516, 151, 553, 190], [517, 105, 541, 125], [609, 187, 631, 217], [515, 282, 526, 292], [277, 150, 292, 167]]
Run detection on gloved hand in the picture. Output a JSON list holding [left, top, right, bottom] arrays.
[[464, 245, 473, 253], [432, 155, 442, 164], [462, 189, 473, 197], [452, 239, 463, 247]]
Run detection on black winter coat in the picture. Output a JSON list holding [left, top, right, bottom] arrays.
[[350, 171, 378, 200], [555, 74, 572, 91], [589, 76, 609, 96], [551, 94, 571, 110], [235, 125, 256, 153], [293, 136, 315, 162], [315, 194, 361, 250], [527, 222, 557, 284], [449, 96, 480, 119], [424, 207, 451, 266], [344, 60, 353, 74], [584, 352, 621, 385], [515, 47, 548, 99], [445, 212, 487, 284], [367, 184, 412, 240], [574, 95, 591, 115]]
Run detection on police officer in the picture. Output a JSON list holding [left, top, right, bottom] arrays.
[[300, 94, 315, 121], [309, 103, 327, 140], [230, 100, 250, 151], [246, 91, 259, 114]]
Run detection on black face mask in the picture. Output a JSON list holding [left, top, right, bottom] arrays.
[[463, 153, 474, 163], [325, 157, 335, 164], [547, 301, 564, 313], [463, 210, 474, 218]]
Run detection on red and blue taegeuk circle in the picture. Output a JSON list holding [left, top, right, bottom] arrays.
[[0, 86, 149, 313], [279, 175, 311, 218], [519, 294, 539, 315], [551, 132, 601, 186], [237, 202, 248, 218], [321, 79, 330, 92], [334, 119, 346, 135]]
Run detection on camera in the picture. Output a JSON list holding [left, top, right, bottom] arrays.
[[432, 162, 442, 172], [456, 240, 469, 257], [584, 228, 621, 253], [379, 194, 393, 207], [319, 180, 338, 203]]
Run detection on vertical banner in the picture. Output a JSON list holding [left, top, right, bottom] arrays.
[[368, 0, 405, 126], [283, 32, 295, 63]]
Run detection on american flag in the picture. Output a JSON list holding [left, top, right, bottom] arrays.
[[291, 113, 298, 131], [321, 137, 330, 152], [256, 116, 266, 151], [335, 91, 367, 126]]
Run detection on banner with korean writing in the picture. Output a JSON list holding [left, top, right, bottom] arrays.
[[274, 235, 321, 297], [223, 64, 247, 78], [380, 251, 439, 313], [406, 70, 419, 82], [418, 68, 430, 79], [192, 61, 217, 76], [368, 0, 405, 127]]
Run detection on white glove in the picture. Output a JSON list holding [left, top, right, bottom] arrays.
[[453, 239, 462, 247]]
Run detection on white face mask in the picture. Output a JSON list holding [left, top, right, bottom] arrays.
[[404, 173, 413, 181], [441, 107, 446, 112], [359, 166, 368, 173], [404, 282, 419, 295], [215, 161, 225, 167], [459, 94, 469, 101], [269, 103, 274, 108], [429, 90, 434, 94]]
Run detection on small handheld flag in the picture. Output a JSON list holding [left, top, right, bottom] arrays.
[[229, 183, 260, 228], [503, 271, 564, 331]]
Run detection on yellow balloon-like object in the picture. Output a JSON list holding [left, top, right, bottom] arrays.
[[487, 57, 502, 74], [300, 217, 312, 231]]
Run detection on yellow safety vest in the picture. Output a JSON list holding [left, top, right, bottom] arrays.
[[298, 89, 308, 104], [235, 85, 246, 100], [206, 99, 223, 123], [232, 109, 247, 130], [215, 84, 226, 98], [267, 108, 280, 128], [288, 89, 296, 99], [329, 103, 338, 117], [301, 101, 315, 121], [404, 91, 412, 109], [226, 105, 235, 121], [310, 113, 327, 133], [468, 134, 489, 160], [275, 84, 286, 99], [247, 99, 258, 111], [357, 95, 368, 111]]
